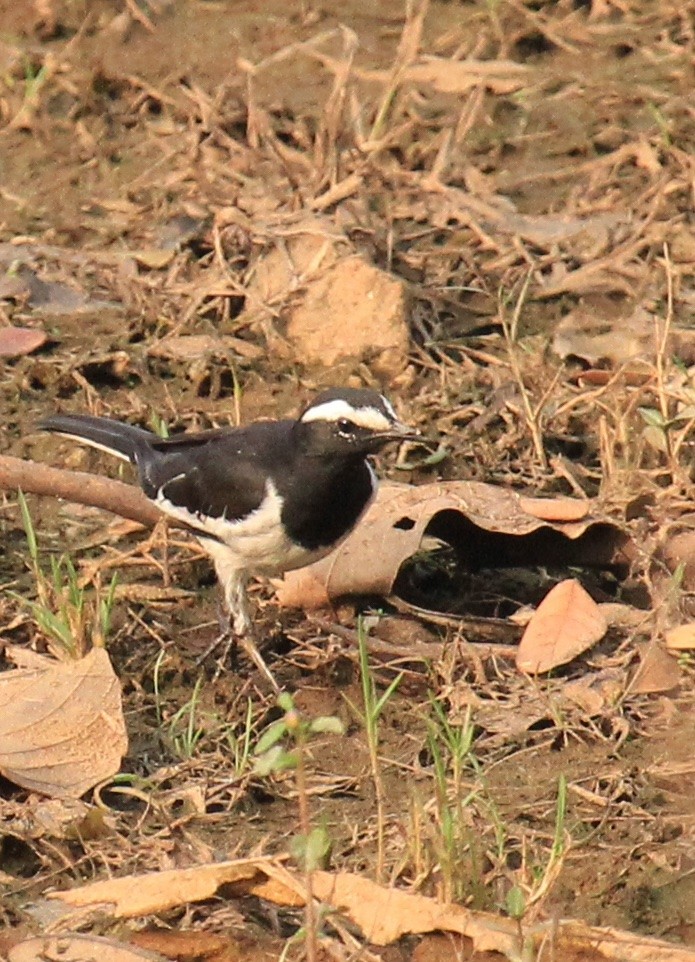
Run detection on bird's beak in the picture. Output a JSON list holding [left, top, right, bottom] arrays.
[[380, 419, 421, 442]]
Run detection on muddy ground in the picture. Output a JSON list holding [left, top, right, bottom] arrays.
[[1, 0, 695, 959]]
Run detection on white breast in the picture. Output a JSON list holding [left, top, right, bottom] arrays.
[[156, 479, 335, 576]]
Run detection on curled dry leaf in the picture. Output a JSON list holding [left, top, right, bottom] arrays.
[[553, 305, 655, 366], [275, 481, 628, 611], [0, 647, 128, 798], [518, 495, 589, 522], [45, 858, 695, 961], [552, 304, 695, 367], [516, 579, 608, 675], [48, 858, 304, 918]]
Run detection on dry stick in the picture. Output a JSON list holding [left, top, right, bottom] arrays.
[[654, 241, 674, 467], [0, 454, 162, 528], [500, 269, 549, 471]]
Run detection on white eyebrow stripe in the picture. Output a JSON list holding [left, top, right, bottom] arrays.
[[300, 398, 393, 432]]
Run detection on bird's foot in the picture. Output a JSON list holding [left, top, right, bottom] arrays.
[[196, 609, 279, 692]]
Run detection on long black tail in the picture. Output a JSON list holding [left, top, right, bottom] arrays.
[[39, 414, 156, 464]]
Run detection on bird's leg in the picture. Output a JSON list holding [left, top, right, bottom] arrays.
[[196, 557, 279, 691], [224, 576, 279, 692]]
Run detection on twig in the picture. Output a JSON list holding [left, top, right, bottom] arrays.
[[499, 270, 548, 470], [0, 454, 162, 528], [654, 242, 674, 467]]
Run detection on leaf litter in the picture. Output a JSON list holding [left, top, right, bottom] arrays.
[[0, 0, 694, 958], [0, 647, 127, 798]]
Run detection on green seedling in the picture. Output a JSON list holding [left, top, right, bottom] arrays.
[[254, 692, 344, 962], [226, 696, 255, 778], [514, 774, 570, 921], [425, 699, 486, 904], [344, 618, 403, 882], [149, 411, 170, 439], [153, 651, 257, 771], [14, 491, 117, 657]]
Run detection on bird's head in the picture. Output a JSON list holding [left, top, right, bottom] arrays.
[[295, 387, 418, 458]]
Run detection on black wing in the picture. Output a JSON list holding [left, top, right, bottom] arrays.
[[140, 420, 295, 524]]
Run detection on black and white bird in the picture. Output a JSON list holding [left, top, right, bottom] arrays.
[[40, 387, 417, 686]]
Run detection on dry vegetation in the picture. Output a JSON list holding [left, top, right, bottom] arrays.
[[1, 0, 695, 960]]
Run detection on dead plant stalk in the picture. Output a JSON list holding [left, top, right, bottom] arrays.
[[500, 270, 548, 470]]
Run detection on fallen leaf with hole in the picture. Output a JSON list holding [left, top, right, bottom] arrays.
[[43, 857, 695, 961], [516, 579, 608, 674], [274, 482, 628, 610], [0, 647, 128, 798], [9, 935, 166, 962], [664, 623, 695, 651], [0, 326, 47, 357]]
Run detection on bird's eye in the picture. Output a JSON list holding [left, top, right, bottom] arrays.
[[337, 418, 355, 436]]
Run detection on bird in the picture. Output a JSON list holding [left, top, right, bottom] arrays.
[[39, 387, 418, 687]]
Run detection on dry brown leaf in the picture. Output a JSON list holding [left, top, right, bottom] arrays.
[[44, 859, 695, 961], [310, 872, 695, 959], [577, 368, 653, 387], [423, 183, 622, 247], [516, 579, 607, 675], [518, 496, 589, 522], [553, 305, 656, 366], [9, 935, 167, 962], [275, 482, 626, 610], [0, 265, 103, 314], [562, 677, 608, 715], [131, 249, 176, 270], [313, 871, 516, 951], [661, 529, 695, 590], [148, 334, 263, 362], [664, 624, 695, 651], [130, 931, 232, 961], [630, 643, 681, 695], [401, 57, 530, 95], [48, 857, 303, 917], [0, 326, 47, 357], [0, 648, 128, 798]]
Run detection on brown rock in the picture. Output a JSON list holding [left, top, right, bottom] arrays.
[[287, 254, 409, 377], [241, 217, 410, 378]]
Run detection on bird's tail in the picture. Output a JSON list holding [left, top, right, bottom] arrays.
[[39, 414, 156, 464]]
